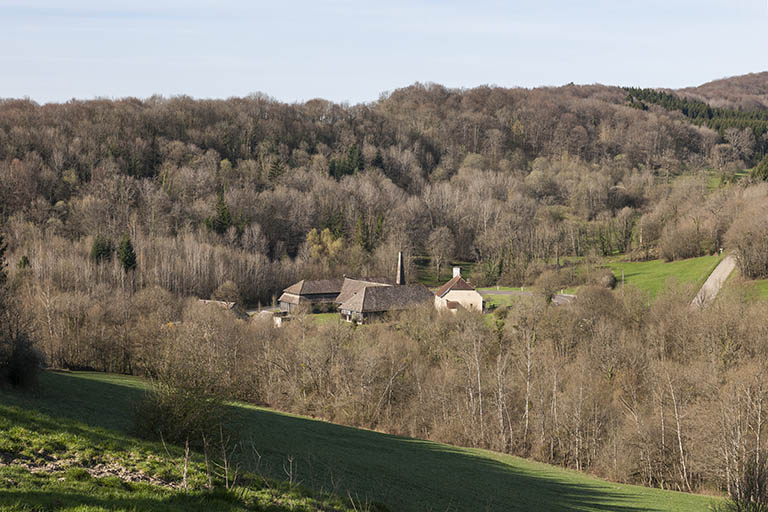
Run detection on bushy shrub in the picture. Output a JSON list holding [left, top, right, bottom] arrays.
[[658, 222, 713, 261], [726, 205, 768, 280], [589, 269, 617, 289], [0, 233, 43, 389], [0, 331, 44, 388], [713, 456, 768, 512], [211, 280, 241, 303], [535, 269, 567, 302], [134, 382, 232, 448], [753, 154, 768, 182], [734, 232, 768, 280], [133, 303, 243, 447]]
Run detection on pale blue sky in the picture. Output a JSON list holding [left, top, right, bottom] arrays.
[[2, 0, 767, 104]]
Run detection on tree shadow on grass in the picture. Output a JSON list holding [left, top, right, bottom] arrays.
[[0, 371, 146, 433], [0, 489, 241, 512], [231, 406, 669, 512], [1, 372, 714, 512]]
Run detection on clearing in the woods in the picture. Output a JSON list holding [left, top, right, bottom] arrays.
[[606, 254, 723, 299], [0, 371, 722, 512]]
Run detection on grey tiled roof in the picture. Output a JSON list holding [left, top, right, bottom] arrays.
[[336, 277, 392, 304], [435, 275, 476, 298], [340, 285, 434, 313], [282, 279, 344, 296]]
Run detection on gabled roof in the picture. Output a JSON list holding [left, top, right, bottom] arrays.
[[435, 275, 476, 298], [340, 285, 434, 313], [278, 292, 300, 305], [552, 294, 576, 306], [335, 277, 392, 304], [282, 279, 344, 296], [197, 299, 249, 320], [199, 299, 237, 309]]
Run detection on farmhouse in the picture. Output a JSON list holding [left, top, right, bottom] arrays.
[[339, 284, 434, 323], [337, 253, 433, 323], [335, 277, 392, 304], [278, 253, 482, 324], [278, 279, 344, 313], [434, 267, 484, 312]]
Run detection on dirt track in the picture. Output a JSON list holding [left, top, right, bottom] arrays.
[[691, 255, 736, 307]]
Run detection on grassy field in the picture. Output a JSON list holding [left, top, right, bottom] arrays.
[[311, 312, 343, 325], [605, 254, 722, 299], [0, 375, 357, 511], [744, 278, 768, 298], [0, 371, 722, 512], [721, 268, 768, 300], [483, 294, 515, 308], [477, 286, 524, 292], [705, 168, 750, 190]]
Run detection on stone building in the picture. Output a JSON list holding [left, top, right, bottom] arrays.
[[339, 284, 434, 323], [277, 279, 343, 313], [434, 267, 484, 313]]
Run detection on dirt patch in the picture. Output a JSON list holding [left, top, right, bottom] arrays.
[[1, 455, 182, 489]]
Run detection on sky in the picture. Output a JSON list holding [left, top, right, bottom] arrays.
[[1, 0, 767, 105]]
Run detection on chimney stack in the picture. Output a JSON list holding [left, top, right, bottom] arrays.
[[396, 251, 405, 285], [453, 267, 461, 278]]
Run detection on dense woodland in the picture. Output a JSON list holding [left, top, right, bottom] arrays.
[[679, 71, 768, 111], [625, 87, 768, 161], [3, 81, 768, 303], [4, 75, 768, 499]]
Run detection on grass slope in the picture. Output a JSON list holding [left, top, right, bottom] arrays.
[[742, 278, 768, 298], [0, 376, 360, 512], [720, 268, 768, 300], [606, 254, 722, 299], [1, 371, 720, 512]]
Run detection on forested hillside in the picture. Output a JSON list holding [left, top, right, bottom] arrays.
[[679, 71, 768, 111], [2, 81, 764, 305], [4, 76, 768, 505], [625, 87, 768, 162]]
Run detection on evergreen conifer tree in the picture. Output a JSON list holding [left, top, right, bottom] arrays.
[[754, 154, 768, 182], [205, 193, 233, 235], [372, 150, 384, 168], [329, 160, 339, 180], [268, 159, 284, 180], [117, 233, 137, 273], [354, 216, 370, 252], [90, 235, 114, 263], [347, 144, 364, 173]]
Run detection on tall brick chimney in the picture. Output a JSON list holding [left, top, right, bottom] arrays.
[[396, 251, 405, 285]]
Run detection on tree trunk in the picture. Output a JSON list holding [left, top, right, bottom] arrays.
[[667, 374, 692, 492]]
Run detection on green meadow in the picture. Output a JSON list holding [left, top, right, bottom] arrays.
[[606, 254, 722, 299], [0, 371, 722, 512], [0, 376, 357, 511]]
